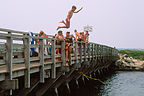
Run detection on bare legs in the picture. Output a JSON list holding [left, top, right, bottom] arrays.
[[65, 45, 69, 66], [65, 44, 72, 66], [57, 20, 69, 30]]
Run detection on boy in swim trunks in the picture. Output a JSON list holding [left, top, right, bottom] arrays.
[[55, 31, 65, 55], [74, 29, 82, 42], [57, 6, 83, 30]]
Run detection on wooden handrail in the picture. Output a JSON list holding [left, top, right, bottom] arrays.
[[0, 28, 118, 84]]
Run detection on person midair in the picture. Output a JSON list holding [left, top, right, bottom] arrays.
[[57, 6, 83, 30]]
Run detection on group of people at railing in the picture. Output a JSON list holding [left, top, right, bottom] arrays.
[[35, 29, 89, 66]]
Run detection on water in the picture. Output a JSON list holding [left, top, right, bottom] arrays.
[[70, 71, 144, 96], [98, 71, 144, 96]]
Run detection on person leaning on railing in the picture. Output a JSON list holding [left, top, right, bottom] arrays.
[[84, 31, 89, 44], [65, 32, 75, 65], [80, 32, 85, 42], [37, 30, 48, 56], [55, 31, 65, 55], [74, 29, 82, 42], [48, 34, 57, 55]]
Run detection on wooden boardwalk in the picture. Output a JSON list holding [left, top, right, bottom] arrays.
[[0, 28, 118, 96]]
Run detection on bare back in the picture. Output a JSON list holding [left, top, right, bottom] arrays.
[[67, 10, 74, 19], [55, 34, 64, 45]]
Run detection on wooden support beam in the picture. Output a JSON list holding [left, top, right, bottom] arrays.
[[75, 80, 79, 88], [51, 40, 56, 78], [54, 88, 59, 96], [0, 79, 18, 90], [24, 34, 30, 88], [66, 83, 70, 94], [39, 39, 45, 83], [82, 76, 85, 85]]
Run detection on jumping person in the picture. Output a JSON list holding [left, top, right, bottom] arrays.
[[57, 6, 83, 30]]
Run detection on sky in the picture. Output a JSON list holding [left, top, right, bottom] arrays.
[[0, 0, 144, 48]]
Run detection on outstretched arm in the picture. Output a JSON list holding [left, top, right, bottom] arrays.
[[74, 7, 83, 13]]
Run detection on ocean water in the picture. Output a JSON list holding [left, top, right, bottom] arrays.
[[70, 71, 144, 96], [98, 71, 144, 96]]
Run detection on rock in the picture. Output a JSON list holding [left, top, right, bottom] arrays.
[[129, 62, 134, 66], [115, 54, 144, 71], [123, 54, 128, 57], [130, 57, 133, 59]]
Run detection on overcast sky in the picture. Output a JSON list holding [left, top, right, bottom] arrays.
[[0, 0, 144, 48]]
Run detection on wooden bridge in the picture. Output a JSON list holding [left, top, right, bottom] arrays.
[[0, 28, 118, 96]]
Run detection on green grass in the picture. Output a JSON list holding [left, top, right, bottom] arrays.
[[118, 49, 144, 60]]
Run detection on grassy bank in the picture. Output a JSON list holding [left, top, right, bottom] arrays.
[[118, 49, 144, 61]]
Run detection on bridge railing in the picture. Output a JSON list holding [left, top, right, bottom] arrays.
[[0, 28, 118, 89]]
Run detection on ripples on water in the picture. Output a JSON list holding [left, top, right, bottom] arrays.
[[99, 71, 144, 96], [70, 71, 144, 96]]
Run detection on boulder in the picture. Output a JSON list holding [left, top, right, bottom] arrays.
[[115, 54, 144, 71]]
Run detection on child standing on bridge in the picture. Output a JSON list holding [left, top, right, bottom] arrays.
[[57, 6, 83, 30]]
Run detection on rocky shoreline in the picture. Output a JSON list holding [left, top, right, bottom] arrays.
[[115, 54, 144, 71]]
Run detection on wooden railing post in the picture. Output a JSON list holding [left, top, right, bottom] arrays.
[[79, 42, 82, 64], [92, 44, 94, 60], [51, 39, 56, 78], [109, 47, 111, 62], [99, 45, 102, 64], [61, 40, 65, 69], [110, 48, 112, 60], [107, 47, 109, 61], [102, 45, 104, 65], [88, 43, 91, 61], [101, 45, 103, 64], [95, 44, 97, 60], [97, 45, 99, 63], [84, 43, 87, 62], [46, 39, 49, 56], [24, 34, 30, 88], [6, 33, 13, 80], [39, 39, 45, 83], [75, 41, 78, 68], [6, 32, 13, 95], [111, 48, 113, 61]]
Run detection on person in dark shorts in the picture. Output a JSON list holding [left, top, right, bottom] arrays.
[[65, 32, 75, 66]]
